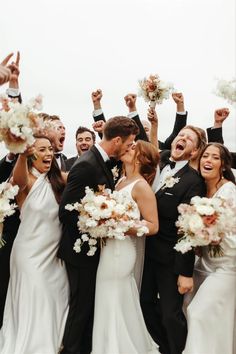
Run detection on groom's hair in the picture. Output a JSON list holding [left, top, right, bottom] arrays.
[[103, 116, 139, 141]]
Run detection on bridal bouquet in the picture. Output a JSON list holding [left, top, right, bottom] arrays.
[[65, 185, 149, 256], [0, 182, 19, 248], [0, 95, 43, 154], [214, 78, 236, 105], [138, 74, 174, 108], [174, 196, 236, 256]]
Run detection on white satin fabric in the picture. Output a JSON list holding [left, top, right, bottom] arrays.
[[184, 182, 236, 354], [92, 179, 160, 354], [0, 170, 69, 354]]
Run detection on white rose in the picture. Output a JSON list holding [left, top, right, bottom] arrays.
[[189, 214, 204, 233]]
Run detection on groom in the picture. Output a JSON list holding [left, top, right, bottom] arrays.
[[141, 125, 206, 354], [58, 116, 139, 354]]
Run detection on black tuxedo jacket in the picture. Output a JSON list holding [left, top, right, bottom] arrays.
[[0, 156, 17, 183], [146, 160, 205, 277], [65, 156, 78, 172], [58, 145, 115, 267]]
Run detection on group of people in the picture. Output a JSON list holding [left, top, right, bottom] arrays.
[[0, 52, 235, 354]]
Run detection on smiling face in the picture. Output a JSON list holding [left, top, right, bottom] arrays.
[[171, 128, 199, 161], [32, 138, 54, 173], [76, 131, 94, 156], [200, 145, 222, 181]]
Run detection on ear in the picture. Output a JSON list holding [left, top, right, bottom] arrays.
[[189, 147, 198, 159], [112, 136, 122, 145]]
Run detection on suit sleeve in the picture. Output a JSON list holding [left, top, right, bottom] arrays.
[[93, 112, 106, 140], [207, 127, 224, 144], [159, 112, 188, 150], [131, 114, 149, 142], [59, 160, 95, 229], [0, 156, 16, 183], [174, 177, 206, 277]]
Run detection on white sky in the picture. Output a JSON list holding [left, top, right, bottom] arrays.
[[1, 0, 235, 157]]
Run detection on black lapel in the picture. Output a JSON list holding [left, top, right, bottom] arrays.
[[90, 146, 115, 190], [156, 163, 190, 198]]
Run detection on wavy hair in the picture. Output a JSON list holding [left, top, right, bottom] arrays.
[[133, 140, 160, 185]]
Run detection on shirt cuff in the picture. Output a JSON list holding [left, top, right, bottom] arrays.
[[6, 88, 20, 97], [93, 109, 103, 117], [127, 111, 138, 118], [176, 111, 186, 115], [5, 155, 16, 163]]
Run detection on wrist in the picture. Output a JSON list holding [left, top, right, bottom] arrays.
[[93, 102, 102, 110], [213, 122, 223, 128], [176, 103, 185, 112]]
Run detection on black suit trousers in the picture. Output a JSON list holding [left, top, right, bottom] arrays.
[[140, 257, 187, 354], [61, 260, 99, 354]]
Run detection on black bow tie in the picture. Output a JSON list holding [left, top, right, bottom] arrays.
[[161, 158, 176, 170], [54, 153, 61, 159], [168, 159, 176, 169]]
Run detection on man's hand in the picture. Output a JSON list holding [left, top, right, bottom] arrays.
[[92, 120, 105, 134], [124, 94, 137, 113], [172, 92, 185, 112], [214, 108, 230, 128], [8, 51, 20, 88], [0, 53, 14, 86], [91, 89, 103, 110], [177, 275, 193, 294]]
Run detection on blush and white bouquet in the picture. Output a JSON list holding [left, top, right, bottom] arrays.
[[0, 182, 19, 248], [65, 185, 149, 256], [138, 74, 174, 108], [0, 95, 43, 154], [214, 78, 236, 105], [174, 195, 236, 256]]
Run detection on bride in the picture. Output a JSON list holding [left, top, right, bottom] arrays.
[[0, 136, 69, 354], [92, 140, 161, 354]]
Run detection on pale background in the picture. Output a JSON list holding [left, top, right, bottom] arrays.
[[1, 0, 235, 157]]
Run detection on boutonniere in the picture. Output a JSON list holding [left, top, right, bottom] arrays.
[[111, 166, 119, 182], [161, 175, 180, 189]]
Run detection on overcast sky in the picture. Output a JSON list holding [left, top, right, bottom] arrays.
[[1, 0, 235, 157]]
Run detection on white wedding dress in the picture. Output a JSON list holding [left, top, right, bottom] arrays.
[[0, 170, 69, 354], [183, 182, 236, 354], [92, 179, 160, 354]]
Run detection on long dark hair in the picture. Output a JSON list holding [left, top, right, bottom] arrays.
[[28, 135, 66, 203], [200, 143, 236, 186]]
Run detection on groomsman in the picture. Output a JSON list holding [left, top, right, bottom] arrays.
[[141, 124, 206, 354], [58, 116, 139, 354], [65, 126, 96, 171]]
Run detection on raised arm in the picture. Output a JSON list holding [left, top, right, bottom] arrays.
[[147, 107, 159, 149], [12, 146, 35, 191], [6, 51, 22, 103], [160, 92, 187, 150], [124, 93, 148, 142], [91, 89, 105, 139], [206, 108, 230, 143]]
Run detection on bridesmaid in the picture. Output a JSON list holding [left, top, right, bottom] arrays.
[[184, 143, 236, 354], [0, 136, 69, 354]]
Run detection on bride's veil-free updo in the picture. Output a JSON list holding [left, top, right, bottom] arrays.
[[133, 140, 160, 185]]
